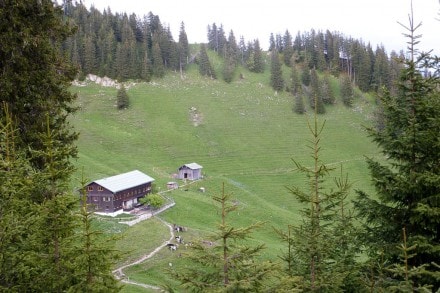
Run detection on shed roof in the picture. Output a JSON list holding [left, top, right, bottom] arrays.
[[180, 162, 203, 170], [93, 170, 155, 193]]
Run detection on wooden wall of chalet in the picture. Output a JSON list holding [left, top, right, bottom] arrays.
[[86, 182, 152, 213]]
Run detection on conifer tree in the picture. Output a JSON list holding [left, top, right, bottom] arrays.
[[372, 45, 391, 91], [171, 183, 277, 291], [301, 67, 311, 86], [198, 44, 216, 79], [276, 112, 360, 291], [290, 65, 302, 96], [0, 0, 78, 172], [269, 33, 276, 51], [291, 65, 306, 114], [270, 50, 284, 91], [309, 69, 325, 114], [1, 4, 118, 290], [83, 35, 97, 75], [222, 31, 238, 83], [178, 21, 189, 71], [0, 105, 40, 290], [354, 12, 440, 290], [250, 39, 264, 73], [141, 49, 152, 82], [151, 41, 165, 78], [321, 73, 335, 104], [68, 177, 120, 292], [283, 30, 294, 66], [340, 74, 354, 107], [293, 95, 306, 115], [117, 85, 129, 109]]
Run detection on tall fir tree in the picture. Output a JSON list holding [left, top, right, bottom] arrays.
[[178, 21, 189, 72], [68, 176, 120, 292], [151, 40, 165, 78], [0, 0, 78, 172], [372, 45, 391, 91], [301, 66, 311, 86], [247, 39, 264, 73], [171, 183, 277, 291], [291, 65, 306, 114], [276, 112, 360, 291], [270, 50, 284, 91], [354, 12, 440, 290], [0, 105, 40, 290], [309, 69, 325, 114], [0, 2, 118, 291], [198, 44, 216, 79], [340, 74, 354, 107], [321, 73, 335, 104]]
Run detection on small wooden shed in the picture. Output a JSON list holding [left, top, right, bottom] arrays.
[[177, 163, 203, 180]]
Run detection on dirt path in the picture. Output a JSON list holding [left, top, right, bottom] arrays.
[[112, 179, 202, 290], [113, 217, 175, 291]]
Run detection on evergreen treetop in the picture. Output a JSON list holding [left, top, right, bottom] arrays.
[[354, 10, 440, 290]]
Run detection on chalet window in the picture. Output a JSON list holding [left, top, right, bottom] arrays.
[[103, 196, 111, 202], [93, 196, 98, 202], [87, 186, 93, 191], [98, 186, 104, 191]]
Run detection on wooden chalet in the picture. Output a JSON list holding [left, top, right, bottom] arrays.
[[177, 163, 203, 180], [84, 170, 155, 214]]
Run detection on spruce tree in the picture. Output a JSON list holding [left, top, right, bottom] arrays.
[[68, 177, 120, 292], [171, 183, 277, 291], [321, 73, 335, 104], [291, 65, 305, 114], [309, 69, 325, 114], [301, 67, 311, 86], [290, 64, 302, 96], [354, 13, 440, 290], [0, 0, 78, 172], [1, 2, 118, 290], [340, 74, 354, 107], [198, 44, 216, 79], [117, 85, 129, 109], [178, 21, 189, 71], [283, 30, 294, 66], [276, 112, 360, 291], [0, 105, 40, 291], [151, 41, 165, 78], [293, 94, 306, 115], [270, 50, 284, 91], [222, 31, 238, 83], [254, 40, 265, 73]]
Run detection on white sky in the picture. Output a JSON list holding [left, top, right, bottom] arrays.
[[86, 0, 439, 55]]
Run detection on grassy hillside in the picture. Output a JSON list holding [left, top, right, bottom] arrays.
[[70, 63, 381, 290]]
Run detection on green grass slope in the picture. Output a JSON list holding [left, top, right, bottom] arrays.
[[70, 64, 381, 289]]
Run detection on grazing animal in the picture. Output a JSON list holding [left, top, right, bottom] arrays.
[[175, 235, 184, 244], [166, 243, 178, 251], [173, 224, 187, 232]]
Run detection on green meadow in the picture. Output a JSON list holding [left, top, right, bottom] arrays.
[[70, 63, 382, 290]]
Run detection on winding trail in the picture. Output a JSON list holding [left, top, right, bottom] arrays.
[[111, 179, 201, 290], [112, 217, 175, 291]]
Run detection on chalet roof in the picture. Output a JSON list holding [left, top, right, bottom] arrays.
[[180, 162, 203, 170], [93, 170, 155, 193]]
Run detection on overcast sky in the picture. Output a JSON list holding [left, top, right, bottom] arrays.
[[86, 0, 439, 55]]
